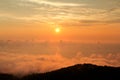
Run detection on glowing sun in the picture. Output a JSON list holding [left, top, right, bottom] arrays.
[[55, 28, 60, 33]]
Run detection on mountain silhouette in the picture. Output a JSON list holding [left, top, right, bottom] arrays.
[[0, 64, 120, 80], [0, 73, 18, 80]]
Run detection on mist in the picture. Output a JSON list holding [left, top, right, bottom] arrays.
[[0, 40, 120, 75]]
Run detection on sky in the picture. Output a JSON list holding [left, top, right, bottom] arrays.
[[0, 0, 120, 43], [0, 0, 120, 75]]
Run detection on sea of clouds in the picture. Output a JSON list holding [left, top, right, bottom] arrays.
[[0, 51, 120, 75]]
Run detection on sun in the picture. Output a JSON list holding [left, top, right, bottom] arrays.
[[55, 28, 60, 33]]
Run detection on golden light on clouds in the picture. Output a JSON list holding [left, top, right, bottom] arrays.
[[0, 0, 120, 76], [0, 0, 119, 43]]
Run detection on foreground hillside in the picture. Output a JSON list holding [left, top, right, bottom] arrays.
[[0, 64, 120, 80]]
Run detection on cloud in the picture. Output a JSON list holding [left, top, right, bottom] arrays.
[[0, 0, 119, 28], [59, 19, 120, 28], [27, 0, 85, 7], [0, 51, 120, 75]]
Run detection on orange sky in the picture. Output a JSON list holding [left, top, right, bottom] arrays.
[[0, 0, 120, 43]]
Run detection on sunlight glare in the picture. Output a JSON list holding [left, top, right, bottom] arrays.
[[55, 28, 60, 33]]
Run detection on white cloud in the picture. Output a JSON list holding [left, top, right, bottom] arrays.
[[27, 0, 85, 7]]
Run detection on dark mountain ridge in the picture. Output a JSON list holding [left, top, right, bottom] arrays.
[[0, 63, 120, 80]]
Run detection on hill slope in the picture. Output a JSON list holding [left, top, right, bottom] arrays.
[[0, 64, 120, 80], [22, 64, 120, 80]]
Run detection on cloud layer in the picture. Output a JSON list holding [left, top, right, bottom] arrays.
[[0, 51, 120, 75], [0, 0, 120, 27]]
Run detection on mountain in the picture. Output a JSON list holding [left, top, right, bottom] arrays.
[[0, 64, 120, 80], [0, 73, 18, 80], [21, 64, 120, 80]]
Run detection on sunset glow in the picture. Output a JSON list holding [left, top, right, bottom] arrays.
[[0, 0, 119, 43], [0, 0, 120, 76]]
